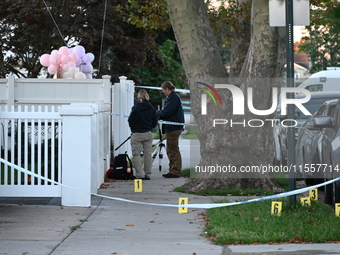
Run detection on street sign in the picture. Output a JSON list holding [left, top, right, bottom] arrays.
[[269, 0, 310, 27]]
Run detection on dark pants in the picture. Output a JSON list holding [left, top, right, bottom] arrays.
[[165, 129, 182, 176]]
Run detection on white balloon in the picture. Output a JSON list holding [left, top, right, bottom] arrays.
[[68, 67, 79, 74], [74, 72, 86, 79], [62, 71, 73, 79]]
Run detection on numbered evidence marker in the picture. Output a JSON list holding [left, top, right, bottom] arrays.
[[271, 201, 282, 216], [178, 197, 189, 214], [300, 197, 311, 206], [134, 179, 142, 192], [309, 189, 318, 200], [335, 203, 340, 217]]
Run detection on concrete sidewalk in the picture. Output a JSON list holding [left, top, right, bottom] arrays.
[[51, 176, 223, 255], [1, 139, 340, 254]]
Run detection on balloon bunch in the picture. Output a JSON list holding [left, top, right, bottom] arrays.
[[39, 45, 95, 79]]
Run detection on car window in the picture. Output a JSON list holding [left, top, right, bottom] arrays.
[[305, 84, 323, 92], [329, 105, 336, 117], [295, 98, 338, 119], [316, 105, 326, 116]]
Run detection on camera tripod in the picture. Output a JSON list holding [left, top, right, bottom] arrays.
[[152, 124, 166, 172]]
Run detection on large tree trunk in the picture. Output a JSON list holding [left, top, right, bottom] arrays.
[[167, 0, 285, 192]]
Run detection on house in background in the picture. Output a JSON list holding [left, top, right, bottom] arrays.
[[294, 52, 311, 86], [283, 52, 311, 86]]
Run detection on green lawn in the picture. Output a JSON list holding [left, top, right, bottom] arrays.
[[205, 199, 340, 244]]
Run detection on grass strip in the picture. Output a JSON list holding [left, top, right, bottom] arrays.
[[204, 199, 340, 245]]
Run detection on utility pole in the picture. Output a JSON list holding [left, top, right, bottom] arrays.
[[285, 0, 296, 206], [270, 0, 310, 206]]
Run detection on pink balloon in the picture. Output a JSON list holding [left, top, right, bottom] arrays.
[[68, 61, 76, 67], [40, 54, 50, 67], [51, 49, 59, 57], [69, 53, 78, 62], [48, 64, 57, 75], [49, 55, 59, 66], [59, 46, 70, 55], [61, 55, 70, 64], [61, 64, 70, 72]]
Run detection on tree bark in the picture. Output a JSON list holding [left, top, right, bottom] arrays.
[[167, 0, 285, 193], [229, 0, 251, 78]]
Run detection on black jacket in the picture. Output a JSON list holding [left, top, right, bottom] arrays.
[[157, 91, 184, 133], [128, 100, 157, 133]]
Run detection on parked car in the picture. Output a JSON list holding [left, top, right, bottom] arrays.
[[295, 99, 338, 185], [313, 98, 340, 205], [273, 91, 340, 166]]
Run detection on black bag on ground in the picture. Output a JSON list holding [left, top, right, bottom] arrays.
[[108, 152, 134, 180]]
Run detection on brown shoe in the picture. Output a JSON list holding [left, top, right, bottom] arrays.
[[162, 173, 180, 178]]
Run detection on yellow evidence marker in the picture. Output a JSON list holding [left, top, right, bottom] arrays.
[[300, 197, 311, 206], [134, 179, 142, 192], [178, 197, 189, 213], [335, 203, 340, 217], [309, 189, 318, 200], [271, 201, 282, 216]]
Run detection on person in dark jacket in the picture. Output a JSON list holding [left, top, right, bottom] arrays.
[[157, 81, 185, 178], [128, 89, 157, 180]]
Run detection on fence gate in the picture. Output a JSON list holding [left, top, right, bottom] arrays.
[[0, 105, 62, 197]]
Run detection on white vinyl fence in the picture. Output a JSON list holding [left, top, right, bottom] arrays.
[[0, 105, 62, 197], [0, 75, 134, 206], [0, 75, 112, 107]]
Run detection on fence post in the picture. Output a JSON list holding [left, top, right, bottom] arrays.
[[7, 75, 15, 108], [113, 76, 134, 156], [59, 104, 94, 206], [102, 75, 111, 103], [101, 75, 113, 171]]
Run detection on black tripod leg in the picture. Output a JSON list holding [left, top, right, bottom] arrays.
[[158, 143, 165, 172], [152, 146, 158, 163], [115, 135, 131, 151]]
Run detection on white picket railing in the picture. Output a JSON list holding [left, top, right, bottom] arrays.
[[0, 75, 134, 206], [0, 105, 62, 197], [0, 103, 112, 206]]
